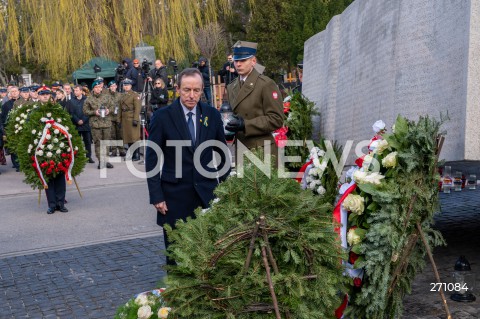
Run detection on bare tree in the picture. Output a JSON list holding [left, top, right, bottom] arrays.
[[194, 22, 225, 107]]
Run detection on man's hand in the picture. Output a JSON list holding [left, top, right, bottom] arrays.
[[154, 201, 168, 215], [105, 108, 110, 115], [147, 76, 153, 82], [225, 114, 245, 132], [132, 120, 138, 127]]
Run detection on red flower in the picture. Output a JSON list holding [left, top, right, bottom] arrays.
[[349, 251, 359, 265], [353, 277, 362, 288], [40, 162, 48, 168], [61, 153, 67, 158]]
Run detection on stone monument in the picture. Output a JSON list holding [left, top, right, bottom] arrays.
[[303, 0, 480, 162]]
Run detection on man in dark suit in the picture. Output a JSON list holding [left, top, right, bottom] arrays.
[[146, 68, 230, 265]]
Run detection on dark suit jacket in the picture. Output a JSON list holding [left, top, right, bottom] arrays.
[[146, 99, 230, 228]]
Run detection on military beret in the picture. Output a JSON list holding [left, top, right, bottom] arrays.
[[108, 80, 116, 87], [30, 85, 40, 92], [19, 86, 30, 92], [91, 79, 103, 89], [123, 78, 133, 85], [0, 87, 7, 93], [51, 81, 61, 88], [37, 86, 52, 95], [232, 40, 257, 61]]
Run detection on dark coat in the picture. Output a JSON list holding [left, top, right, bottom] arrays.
[[126, 66, 145, 93], [227, 68, 284, 150], [198, 64, 210, 88], [218, 61, 238, 85], [149, 87, 169, 107], [66, 95, 90, 131], [146, 99, 230, 228], [148, 66, 168, 87]]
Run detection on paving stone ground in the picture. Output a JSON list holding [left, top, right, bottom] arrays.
[[0, 236, 165, 319]]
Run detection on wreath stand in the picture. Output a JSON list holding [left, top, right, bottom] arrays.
[[387, 135, 451, 319]]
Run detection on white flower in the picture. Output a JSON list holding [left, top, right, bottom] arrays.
[[363, 154, 373, 168], [137, 305, 153, 319], [57, 118, 62, 123], [38, 132, 42, 136], [74, 146, 78, 151], [69, 134, 73, 138], [46, 112, 52, 117], [14, 124, 19, 129], [14, 130, 18, 134], [19, 120, 24, 124], [18, 126, 22, 130], [32, 130, 36, 134], [47, 144, 53, 150], [41, 117, 47, 122], [319, 159, 328, 171], [309, 181, 317, 190], [54, 129, 60, 134], [59, 142, 65, 148], [158, 307, 171, 318], [46, 134, 51, 140], [317, 185, 326, 195], [354, 171, 385, 185], [317, 149, 325, 157], [46, 152, 53, 158], [382, 151, 398, 168], [56, 149, 61, 154], [15, 117, 20, 121], [28, 144, 33, 149], [372, 120, 386, 133], [53, 138, 59, 143], [36, 150, 44, 156], [347, 228, 362, 246], [135, 294, 149, 306], [67, 147, 71, 152], [391, 124, 396, 133], [313, 158, 320, 168], [40, 144, 45, 149], [375, 140, 389, 154], [34, 139, 39, 144], [343, 194, 365, 215], [27, 148, 31, 154]]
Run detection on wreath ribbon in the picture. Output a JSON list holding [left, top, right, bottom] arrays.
[[33, 120, 75, 189]]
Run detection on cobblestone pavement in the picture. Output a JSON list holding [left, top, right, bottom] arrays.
[[0, 236, 165, 319], [402, 187, 480, 318]]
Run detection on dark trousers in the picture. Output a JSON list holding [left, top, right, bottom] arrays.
[[162, 227, 176, 266], [45, 173, 66, 209], [203, 87, 212, 107], [78, 131, 92, 159], [11, 153, 19, 169]]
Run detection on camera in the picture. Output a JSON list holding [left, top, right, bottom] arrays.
[[191, 61, 199, 68], [116, 64, 125, 74], [142, 59, 152, 73]]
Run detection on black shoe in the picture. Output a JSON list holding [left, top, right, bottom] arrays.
[[132, 152, 141, 161], [58, 207, 68, 213], [47, 208, 55, 214], [15, 168, 20, 172], [106, 162, 114, 169], [88, 158, 95, 163]]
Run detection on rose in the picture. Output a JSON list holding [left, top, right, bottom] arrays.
[[353, 171, 385, 185], [53, 138, 59, 143], [47, 144, 53, 150], [56, 149, 61, 154], [32, 130, 36, 134], [343, 194, 365, 215], [375, 139, 389, 154], [46, 134, 51, 140], [372, 120, 386, 133], [34, 139, 39, 144], [36, 150, 44, 156], [158, 307, 171, 318], [46, 152, 53, 158], [347, 227, 367, 246], [15, 117, 20, 121], [353, 277, 363, 288], [349, 251, 359, 265], [54, 129, 60, 134], [137, 305, 153, 319], [317, 185, 326, 195], [57, 118, 62, 123], [382, 151, 398, 168], [46, 112, 52, 117], [135, 294, 149, 306]]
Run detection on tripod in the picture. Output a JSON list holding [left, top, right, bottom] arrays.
[[137, 79, 154, 165]]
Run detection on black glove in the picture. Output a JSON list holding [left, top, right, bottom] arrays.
[[225, 114, 245, 132], [132, 120, 138, 127]]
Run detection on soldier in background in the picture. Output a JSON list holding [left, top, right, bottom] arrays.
[[83, 79, 114, 169], [29, 85, 40, 102], [107, 81, 125, 157], [119, 79, 141, 161], [14, 86, 31, 107]]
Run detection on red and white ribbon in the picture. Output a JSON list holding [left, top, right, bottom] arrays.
[[33, 120, 75, 188]]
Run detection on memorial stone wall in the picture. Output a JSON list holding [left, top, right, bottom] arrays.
[[303, 0, 480, 162]]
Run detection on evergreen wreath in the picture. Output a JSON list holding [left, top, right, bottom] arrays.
[[161, 153, 348, 318], [336, 115, 446, 318], [16, 102, 87, 189], [4, 102, 40, 154]]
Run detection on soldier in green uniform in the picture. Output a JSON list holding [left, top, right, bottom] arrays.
[[119, 79, 141, 161], [83, 79, 114, 169], [13, 86, 31, 107], [107, 81, 125, 157], [226, 41, 284, 162]]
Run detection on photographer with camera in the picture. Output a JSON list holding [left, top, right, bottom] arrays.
[[147, 59, 168, 88], [115, 59, 130, 88], [218, 54, 238, 85], [197, 57, 212, 107], [149, 78, 169, 116], [125, 59, 147, 93]]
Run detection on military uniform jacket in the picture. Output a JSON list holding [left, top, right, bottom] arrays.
[[107, 91, 122, 122], [83, 92, 114, 129], [227, 68, 284, 149], [119, 90, 141, 143]]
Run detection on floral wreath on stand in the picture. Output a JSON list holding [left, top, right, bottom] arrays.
[[4, 102, 40, 154], [16, 102, 87, 190]]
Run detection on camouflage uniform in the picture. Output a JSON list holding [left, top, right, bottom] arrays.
[[107, 90, 124, 155], [83, 92, 114, 163]]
